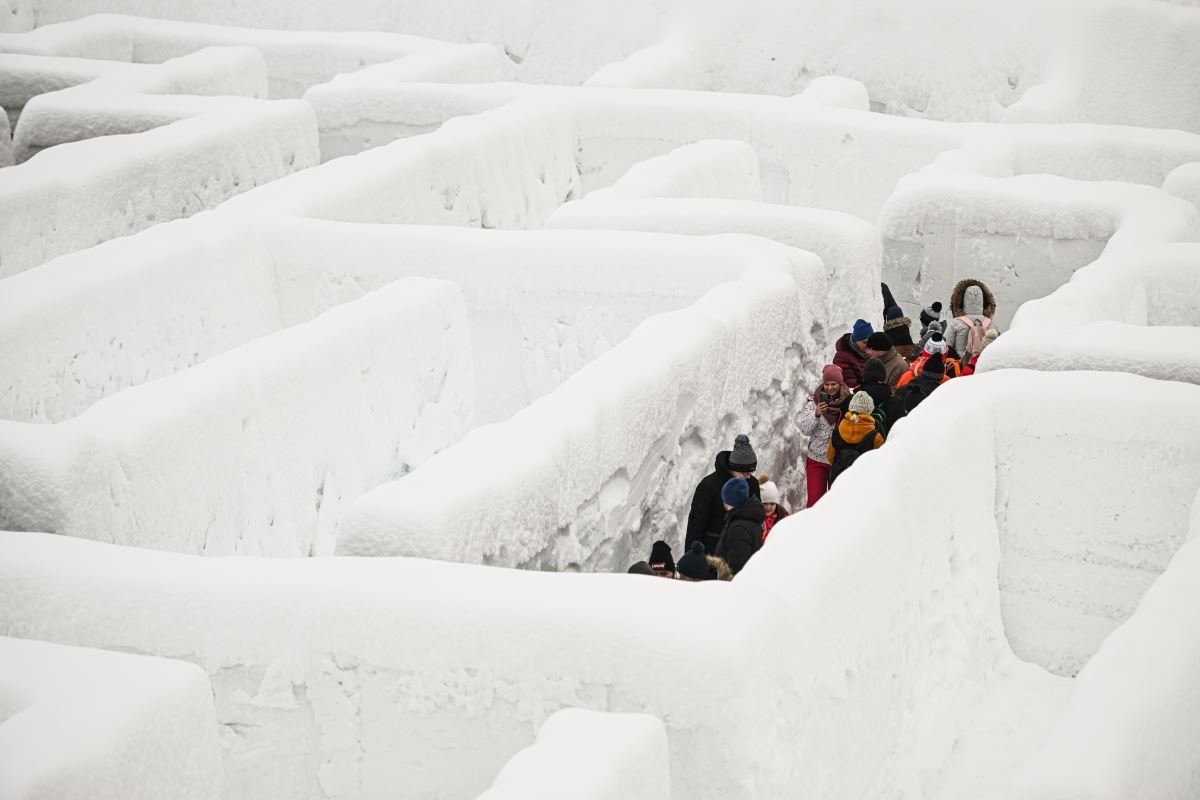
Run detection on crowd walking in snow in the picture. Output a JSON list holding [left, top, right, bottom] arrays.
[[628, 278, 1001, 580]]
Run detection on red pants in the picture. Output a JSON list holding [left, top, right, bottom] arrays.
[[806, 458, 830, 508]]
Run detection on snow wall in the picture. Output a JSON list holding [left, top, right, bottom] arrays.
[[5, 372, 1199, 799], [982, 243, 1200, 386], [0, 635, 223, 800], [0, 278, 473, 556], [477, 710, 670, 800]]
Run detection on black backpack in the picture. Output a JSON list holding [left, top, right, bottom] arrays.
[[828, 426, 878, 485]]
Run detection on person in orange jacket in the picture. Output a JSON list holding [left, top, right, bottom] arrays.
[[826, 391, 885, 485], [897, 332, 959, 389]]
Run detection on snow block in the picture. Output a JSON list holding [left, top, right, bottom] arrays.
[[0, 277, 472, 556], [581, 139, 763, 203], [0, 635, 222, 800], [584, 38, 699, 90], [478, 709, 670, 800], [1016, 535, 1200, 800], [879, 172, 1200, 329], [336, 237, 826, 568], [546, 196, 880, 338], [1163, 161, 1200, 216], [0, 96, 317, 277], [0, 103, 11, 165]]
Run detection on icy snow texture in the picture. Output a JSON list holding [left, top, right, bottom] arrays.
[[4, 373, 1198, 799], [0, 102, 11, 165], [1163, 162, 1200, 216], [0, 14, 485, 98], [477, 710, 669, 800], [981, 243, 1200, 387], [0, 635, 223, 800], [546, 197, 880, 336], [0, 95, 317, 277], [337, 236, 825, 568], [879, 171, 1200, 329], [0, 278, 472, 556], [580, 139, 763, 203]]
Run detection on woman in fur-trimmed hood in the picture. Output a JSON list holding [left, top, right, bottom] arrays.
[[947, 278, 1000, 359]]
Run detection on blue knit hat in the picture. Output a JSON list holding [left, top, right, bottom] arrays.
[[852, 319, 874, 341], [721, 477, 750, 507], [677, 542, 711, 580], [885, 305, 904, 321]]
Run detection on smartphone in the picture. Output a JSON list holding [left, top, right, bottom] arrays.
[[819, 392, 831, 403]]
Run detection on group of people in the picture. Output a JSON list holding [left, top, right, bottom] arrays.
[[626, 279, 1002, 581]]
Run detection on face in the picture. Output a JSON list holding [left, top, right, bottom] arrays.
[[730, 471, 751, 480], [822, 381, 841, 395], [763, 502, 777, 515], [654, 569, 675, 579], [866, 346, 887, 359], [723, 502, 733, 511]]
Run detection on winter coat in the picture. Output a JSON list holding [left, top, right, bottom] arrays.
[[686, 451, 762, 553], [798, 398, 837, 465], [827, 414, 884, 463], [715, 496, 766, 575], [896, 352, 958, 388], [879, 348, 910, 390], [858, 381, 905, 437], [833, 333, 869, 388], [947, 279, 1001, 357], [762, 506, 790, 543], [896, 369, 944, 413]]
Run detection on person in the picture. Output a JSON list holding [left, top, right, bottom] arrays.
[[883, 306, 916, 360], [896, 352, 946, 413], [647, 540, 675, 578], [686, 434, 760, 555], [919, 301, 944, 339], [714, 477, 765, 575], [916, 319, 942, 355], [962, 328, 999, 375], [676, 541, 713, 581], [833, 319, 874, 388], [897, 332, 959, 388], [947, 279, 1000, 362], [798, 365, 851, 508], [866, 331, 909, 389], [627, 561, 657, 576], [858, 357, 905, 437], [759, 478, 790, 543], [827, 391, 885, 485]]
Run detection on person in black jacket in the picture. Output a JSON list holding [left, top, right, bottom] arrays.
[[858, 358, 905, 437], [686, 434, 759, 555], [896, 353, 946, 413], [714, 477, 765, 575]]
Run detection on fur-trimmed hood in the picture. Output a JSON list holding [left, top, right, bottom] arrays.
[[950, 279, 996, 319], [883, 315, 912, 332]]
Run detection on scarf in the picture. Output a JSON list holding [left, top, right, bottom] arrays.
[[812, 384, 850, 426]]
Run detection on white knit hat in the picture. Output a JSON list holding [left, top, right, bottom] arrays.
[[923, 332, 948, 356], [848, 391, 875, 415], [760, 480, 781, 505]]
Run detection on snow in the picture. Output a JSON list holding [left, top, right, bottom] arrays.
[[5, 371, 1197, 799], [545, 196, 880, 335], [791, 76, 871, 111], [1163, 161, 1200, 216], [0, 635, 223, 800], [0, 95, 317, 277], [0, 102, 11, 165], [478, 710, 669, 800], [336, 234, 825, 567], [880, 171, 1200, 329], [0, 277, 472, 556], [580, 139, 763, 203]]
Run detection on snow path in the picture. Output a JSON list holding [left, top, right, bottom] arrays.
[[925, 660, 1073, 800]]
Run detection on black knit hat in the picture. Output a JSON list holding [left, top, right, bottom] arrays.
[[677, 542, 711, 580], [923, 353, 946, 378], [919, 301, 943, 326], [862, 357, 887, 385], [866, 332, 893, 352], [728, 434, 757, 472], [648, 540, 675, 573]]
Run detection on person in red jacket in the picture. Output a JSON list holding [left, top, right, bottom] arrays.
[[897, 332, 959, 388], [833, 319, 874, 388], [758, 478, 790, 543]]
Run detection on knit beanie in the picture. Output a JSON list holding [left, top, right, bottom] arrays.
[[924, 332, 948, 356], [861, 357, 887, 386], [848, 391, 875, 415], [677, 542, 710, 580], [627, 561, 656, 576], [760, 480, 781, 505], [920, 301, 943, 325], [923, 353, 946, 378], [884, 305, 904, 321], [821, 364, 845, 385], [866, 332, 893, 352], [728, 434, 757, 472], [927, 320, 943, 335], [648, 540, 675, 573], [852, 319, 874, 342], [721, 477, 750, 507]]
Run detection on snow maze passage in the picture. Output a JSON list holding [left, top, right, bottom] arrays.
[[2, 1, 1200, 798]]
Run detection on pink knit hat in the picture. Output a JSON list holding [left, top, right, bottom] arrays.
[[821, 364, 844, 384]]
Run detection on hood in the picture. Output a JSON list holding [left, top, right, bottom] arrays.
[[837, 415, 878, 444], [836, 333, 866, 358], [950, 279, 996, 319], [727, 496, 766, 524], [883, 315, 912, 332], [714, 450, 733, 474], [861, 382, 891, 406]]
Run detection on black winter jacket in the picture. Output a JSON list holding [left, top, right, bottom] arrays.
[[715, 497, 766, 575], [896, 371, 943, 413], [686, 451, 762, 554], [859, 380, 906, 437]]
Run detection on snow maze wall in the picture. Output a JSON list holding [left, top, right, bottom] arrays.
[[2, 3, 1200, 800]]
